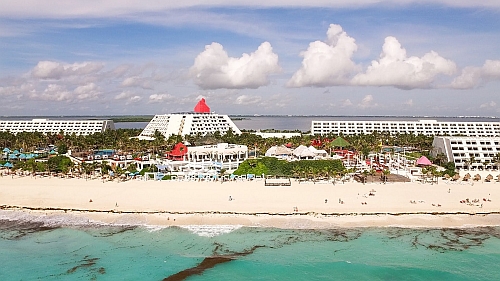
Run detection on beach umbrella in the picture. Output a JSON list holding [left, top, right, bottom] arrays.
[[8, 154, 17, 160], [12, 150, 20, 155], [444, 174, 450, 179], [2, 148, 10, 153], [4, 162, 13, 168], [473, 174, 481, 181], [486, 174, 493, 180], [452, 174, 460, 181]]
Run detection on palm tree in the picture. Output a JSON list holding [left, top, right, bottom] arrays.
[[362, 170, 369, 184], [382, 169, 390, 184]]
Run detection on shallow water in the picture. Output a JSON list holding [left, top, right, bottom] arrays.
[[1, 216, 500, 281]]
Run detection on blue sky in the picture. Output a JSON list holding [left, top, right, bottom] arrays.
[[1, 1, 500, 116]]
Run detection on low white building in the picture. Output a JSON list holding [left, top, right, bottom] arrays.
[[255, 131, 301, 139], [0, 119, 115, 135], [432, 136, 500, 170], [185, 143, 248, 170]]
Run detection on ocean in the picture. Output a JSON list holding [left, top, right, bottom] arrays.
[[2, 212, 500, 281]]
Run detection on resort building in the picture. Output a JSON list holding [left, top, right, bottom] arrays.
[[0, 119, 115, 135], [138, 98, 241, 140], [311, 119, 500, 137], [432, 136, 500, 170], [186, 143, 248, 170], [159, 142, 248, 173]]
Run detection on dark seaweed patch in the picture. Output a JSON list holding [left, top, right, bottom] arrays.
[[385, 227, 500, 253], [65, 255, 106, 280], [163, 245, 265, 281], [0, 219, 57, 240], [82, 225, 137, 237]]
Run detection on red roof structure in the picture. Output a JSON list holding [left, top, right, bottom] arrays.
[[194, 98, 210, 113], [166, 142, 188, 160]]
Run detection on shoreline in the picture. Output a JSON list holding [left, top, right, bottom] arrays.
[[1, 176, 500, 229]]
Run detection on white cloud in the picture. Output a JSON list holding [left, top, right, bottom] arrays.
[[404, 99, 414, 106], [115, 91, 132, 100], [31, 61, 104, 79], [148, 93, 174, 103], [121, 76, 153, 89], [235, 95, 262, 105], [480, 101, 497, 109], [483, 60, 500, 78], [287, 24, 359, 87], [358, 94, 377, 109], [129, 95, 142, 103], [73, 83, 101, 100], [29, 84, 71, 101], [190, 41, 280, 89], [351, 36, 457, 89], [115, 91, 142, 105], [341, 99, 353, 107], [451, 60, 500, 89]]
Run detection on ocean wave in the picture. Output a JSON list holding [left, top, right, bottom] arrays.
[[179, 225, 243, 237]]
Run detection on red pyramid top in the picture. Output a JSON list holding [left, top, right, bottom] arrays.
[[194, 98, 210, 113]]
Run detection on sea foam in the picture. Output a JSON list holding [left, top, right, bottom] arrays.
[[179, 225, 243, 237]]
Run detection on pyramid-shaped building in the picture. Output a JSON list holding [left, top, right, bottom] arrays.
[[139, 99, 241, 139]]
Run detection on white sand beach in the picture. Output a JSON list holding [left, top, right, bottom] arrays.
[[1, 175, 500, 228]]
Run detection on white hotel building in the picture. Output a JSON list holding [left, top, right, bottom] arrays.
[[311, 119, 500, 137], [0, 119, 115, 135], [432, 136, 500, 170], [139, 99, 241, 139]]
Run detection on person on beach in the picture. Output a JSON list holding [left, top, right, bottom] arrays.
[[229, 196, 232, 201], [325, 199, 328, 203]]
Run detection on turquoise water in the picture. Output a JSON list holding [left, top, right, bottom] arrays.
[[1, 218, 500, 281]]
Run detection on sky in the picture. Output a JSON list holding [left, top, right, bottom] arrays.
[[1, 1, 500, 117]]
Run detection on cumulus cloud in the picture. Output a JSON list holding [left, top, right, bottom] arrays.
[[341, 99, 353, 107], [287, 24, 359, 87], [351, 36, 456, 89], [148, 93, 174, 103], [31, 61, 104, 79], [29, 84, 71, 101], [190, 41, 280, 89], [73, 83, 101, 100], [115, 91, 142, 105], [451, 60, 500, 89], [358, 94, 377, 109]]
